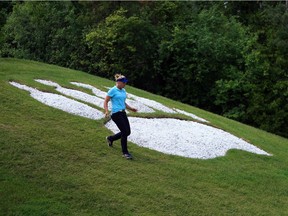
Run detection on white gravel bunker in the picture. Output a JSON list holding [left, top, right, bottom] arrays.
[[9, 81, 104, 120], [105, 117, 271, 159], [10, 80, 271, 159]]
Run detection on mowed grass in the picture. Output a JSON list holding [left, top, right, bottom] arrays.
[[0, 58, 288, 216]]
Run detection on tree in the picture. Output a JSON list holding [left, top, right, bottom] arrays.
[[0, 1, 14, 57], [86, 8, 158, 90], [1, 1, 287, 137], [158, 7, 251, 109], [244, 4, 288, 136], [1, 1, 90, 71]]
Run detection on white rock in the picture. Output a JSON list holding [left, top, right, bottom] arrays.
[[35, 79, 106, 109], [173, 108, 209, 123], [10, 81, 271, 159], [105, 117, 271, 159], [10, 81, 104, 120]]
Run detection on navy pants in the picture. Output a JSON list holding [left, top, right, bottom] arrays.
[[110, 111, 131, 154]]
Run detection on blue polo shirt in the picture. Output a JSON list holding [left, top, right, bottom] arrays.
[[107, 86, 127, 114]]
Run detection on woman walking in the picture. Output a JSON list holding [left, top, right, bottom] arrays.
[[104, 74, 137, 159]]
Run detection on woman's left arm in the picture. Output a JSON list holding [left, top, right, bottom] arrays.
[[125, 103, 138, 112]]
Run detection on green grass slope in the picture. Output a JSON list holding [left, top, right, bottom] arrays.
[[1, 58, 287, 216]]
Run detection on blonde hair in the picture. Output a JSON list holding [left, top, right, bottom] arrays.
[[115, 74, 126, 81]]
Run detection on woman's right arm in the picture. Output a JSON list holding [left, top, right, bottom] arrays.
[[104, 96, 111, 117]]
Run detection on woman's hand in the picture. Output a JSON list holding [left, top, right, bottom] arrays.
[[104, 110, 110, 118], [130, 107, 138, 112]]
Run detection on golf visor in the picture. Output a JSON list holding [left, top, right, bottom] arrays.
[[116, 77, 128, 83]]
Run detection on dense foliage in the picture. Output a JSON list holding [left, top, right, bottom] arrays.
[[0, 1, 287, 137]]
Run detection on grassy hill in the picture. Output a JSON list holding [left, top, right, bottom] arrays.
[[1, 58, 288, 215]]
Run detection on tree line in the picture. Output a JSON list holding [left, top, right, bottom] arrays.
[[0, 1, 287, 137]]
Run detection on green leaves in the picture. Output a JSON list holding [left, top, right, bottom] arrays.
[[86, 8, 158, 89], [158, 7, 252, 108], [0, 1, 287, 137]]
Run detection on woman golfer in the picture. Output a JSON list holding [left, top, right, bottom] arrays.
[[104, 74, 137, 159]]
